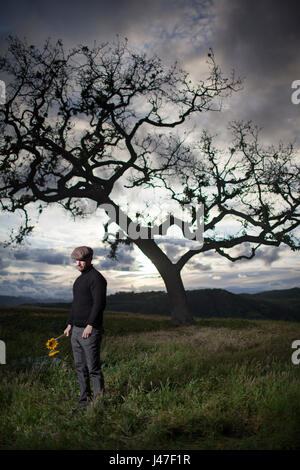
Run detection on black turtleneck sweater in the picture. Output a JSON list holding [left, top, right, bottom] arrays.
[[68, 265, 107, 329]]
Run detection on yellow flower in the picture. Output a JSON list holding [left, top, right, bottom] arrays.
[[48, 350, 59, 357], [46, 333, 64, 357], [46, 338, 58, 350]]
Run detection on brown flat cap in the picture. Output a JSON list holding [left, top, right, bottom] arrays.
[[71, 246, 93, 260]]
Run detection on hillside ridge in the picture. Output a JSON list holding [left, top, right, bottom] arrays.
[[1, 287, 299, 321]]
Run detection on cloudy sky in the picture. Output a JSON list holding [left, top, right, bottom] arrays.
[[0, 0, 299, 300]]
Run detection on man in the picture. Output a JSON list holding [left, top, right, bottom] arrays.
[[64, 246, 107, 411]]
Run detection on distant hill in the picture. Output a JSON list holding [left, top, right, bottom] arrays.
[[1, 287, 299, 321], [241, 287, 300, 321], [0, 295, 71, 307], [0, 295, 39, 306], [105, 287, 300, 321]]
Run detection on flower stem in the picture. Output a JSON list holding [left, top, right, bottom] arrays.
[[54, 333, 65, 341]]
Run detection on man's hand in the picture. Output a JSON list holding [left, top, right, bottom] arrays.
[[82, 324, 93, 339], [64, 324, 72, 337]]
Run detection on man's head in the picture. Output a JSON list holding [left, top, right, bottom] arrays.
[[71, 246, 93, 272]]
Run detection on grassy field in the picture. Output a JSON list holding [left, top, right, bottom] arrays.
[[0, 306, 300, 450]]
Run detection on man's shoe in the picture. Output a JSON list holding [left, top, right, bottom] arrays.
[[90, 390, 104, 407], [71, 402, 88, 413]]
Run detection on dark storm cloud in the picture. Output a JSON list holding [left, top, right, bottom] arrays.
[[189, 261, 211, 271], [155, 237, 197, 262], [210, 0, 300, 142], [0, 246, 13, 270], [13, 248, 69, 265], [225, 273, 300, 294], [0, 276, 72, 299], [156, 240, 184, 261], [92, 247, 110, 259], [251, 247, 284, 266], [0, 245, 73, 266], [187, 266, 300, 294], [4, 245, 135, 268], [0, 0, 202, 47], [18, 271, 49, 278], [226, 244, 287, 267], [2, 0, 298, 144], [97, 244, 137, 271], [2, 0, 299, 138], [214, 0, 300, 79]]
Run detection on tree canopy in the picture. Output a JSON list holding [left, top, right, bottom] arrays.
[[0, 36, 299, 323]]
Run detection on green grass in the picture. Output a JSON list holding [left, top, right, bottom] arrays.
[[0, 307, 300, 450]]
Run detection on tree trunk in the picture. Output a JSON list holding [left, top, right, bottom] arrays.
[[103, 199, 195, 324], [134, 238, 194, 324], [162, 265, 195, 324]]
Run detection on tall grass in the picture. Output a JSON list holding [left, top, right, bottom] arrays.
[[0, 307, 300, 450]]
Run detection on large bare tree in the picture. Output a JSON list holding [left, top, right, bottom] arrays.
[[0, 37, 299, 323]]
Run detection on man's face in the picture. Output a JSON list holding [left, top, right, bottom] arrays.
[[75, 256, 92, 272]]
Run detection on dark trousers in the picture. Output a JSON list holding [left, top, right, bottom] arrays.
[[71, 326, 104, 405]]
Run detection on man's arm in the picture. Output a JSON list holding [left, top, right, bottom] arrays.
[[64, 324, 72, 336], [82, 324, 93, 338], [64, 304, 73, 336], [86, 274, 107, 327]]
